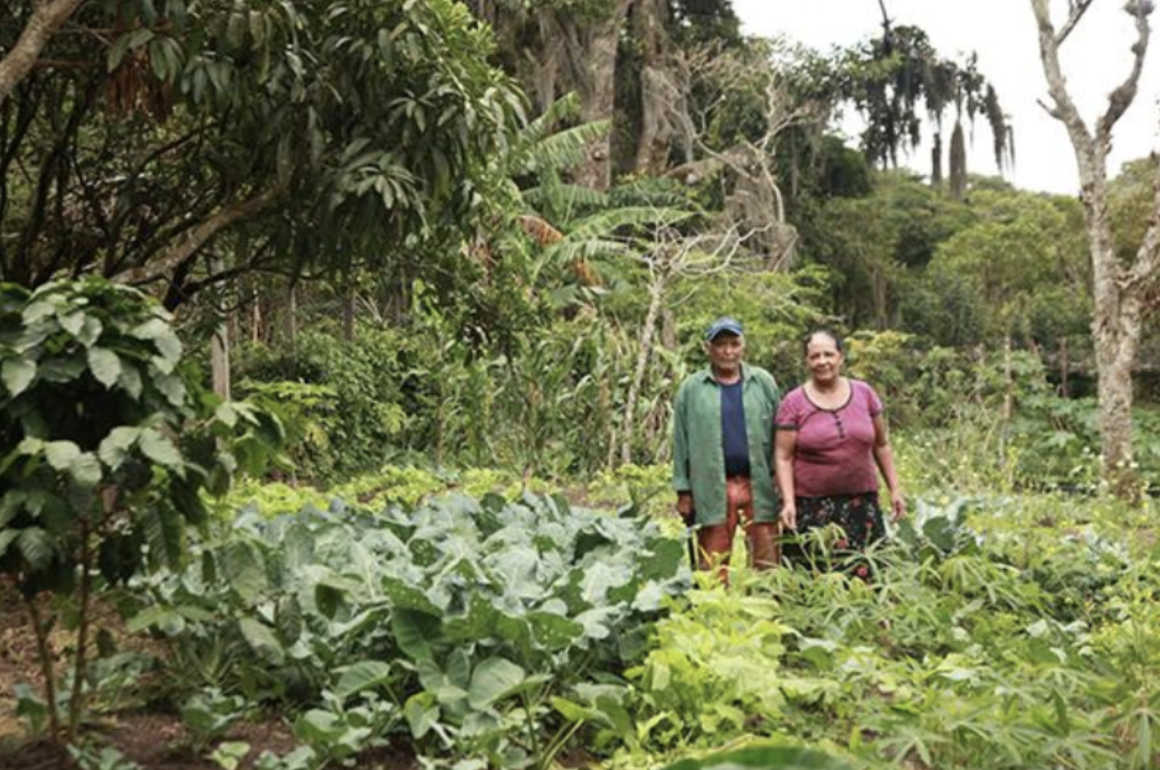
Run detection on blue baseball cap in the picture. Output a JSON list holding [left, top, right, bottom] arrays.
[[704, 316, 744, 341]]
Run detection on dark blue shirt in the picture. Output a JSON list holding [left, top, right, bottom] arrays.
[[719, 379, 750, 477]]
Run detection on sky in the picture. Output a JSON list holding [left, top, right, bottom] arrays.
[[730, 0, 1160, 194]]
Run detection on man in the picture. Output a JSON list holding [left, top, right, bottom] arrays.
[[672, 317, 780, 578]]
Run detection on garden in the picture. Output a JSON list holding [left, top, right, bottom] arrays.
[[5, 0, 1160, 768]]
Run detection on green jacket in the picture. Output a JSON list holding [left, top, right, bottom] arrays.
[[671, 363, 780, 525]]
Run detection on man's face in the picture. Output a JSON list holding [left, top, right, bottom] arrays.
[[705, 332, 744, 376]]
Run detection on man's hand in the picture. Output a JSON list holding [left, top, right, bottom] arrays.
[[676, 492, 695, 526]]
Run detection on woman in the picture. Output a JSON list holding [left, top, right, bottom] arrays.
[[774, 330, 904, 566]]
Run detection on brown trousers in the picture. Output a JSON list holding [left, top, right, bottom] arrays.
[[696, 475, 779, 582]]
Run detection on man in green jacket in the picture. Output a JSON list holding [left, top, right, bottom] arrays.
[[672, 317, 780, 578]]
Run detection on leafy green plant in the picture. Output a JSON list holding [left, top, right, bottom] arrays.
[[130, 490, 687, 767], [181, 688, 249, 753], [661, 743, 853, 770], [66, 744, 142, 770], [0, 279, 282, 746]]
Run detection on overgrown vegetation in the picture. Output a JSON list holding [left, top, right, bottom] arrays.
[[4, 1, 1160, 769]]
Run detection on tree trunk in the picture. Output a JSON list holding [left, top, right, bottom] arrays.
[[1090, 225, 1141, 496], [211, 316, 231, 400], [632, 0, 676, 175], [949, 119, 967, 200], [1030, 0, 1160, 499], [210, 258, 231, 400], [622, 266, 669, 466], [342, 284, 356, 343], [574, 1, 633, 191], [930, 131, 943, 187], [251, 287, 262, 344], [1059, 336, 1070, 398], [284, 283, 298, 356]]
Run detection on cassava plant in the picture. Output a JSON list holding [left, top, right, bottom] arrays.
[[0, 278, 281, 746]]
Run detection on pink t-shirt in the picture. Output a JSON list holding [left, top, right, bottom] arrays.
[[775, 379, 883, 497]]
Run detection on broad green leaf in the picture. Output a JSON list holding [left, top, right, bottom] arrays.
[[141, 506, 185, 569], [131, 318, 182, 361], [239, 618, 285, 665], [391, 608, 440, 661], [404, 694, 438, 739], [0, 530, 18, 558], [36, 356, 86, 383], [218, 539, 268, 605], [17, 528, 54, 571], [2, 358, 36, 396], [0, 484, 20, 520], [314, 580, 347, 619], [293, 710, 342, 743], [129, 317, 169, 341], [67, 452, 102, 489], [77, 316, 103, 347], [117, 364, 143, 400], [87, 347, 122, 388], [334, 661, 392, 701], [126, 606, 185, 634], [58, 312, 85, 337], [467, 657, 527, 709], [526, 611, 583, 650], [44, 441, 82, 471], [215, 402, 239, 428], [22, 300, 56, 324], [209, 742, 250, 770], [139, 428, 182, 468], [551, 697, 606, 725], [153, 372, 186, 405], [99, 427, 141, 469]]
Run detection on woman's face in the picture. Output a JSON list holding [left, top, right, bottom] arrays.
[[805, 334, 843, 384]]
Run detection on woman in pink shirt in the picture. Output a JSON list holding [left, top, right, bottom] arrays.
[[773, 330, 905, 568]]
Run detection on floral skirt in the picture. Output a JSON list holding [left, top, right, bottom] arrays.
[[780, 491, 886, 572]]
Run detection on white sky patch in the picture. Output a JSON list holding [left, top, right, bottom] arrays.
[[731, 0, 1160, 194]]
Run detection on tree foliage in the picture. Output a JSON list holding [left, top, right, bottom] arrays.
[[0, 277, 281, 742], [0, 0, 521, 300]]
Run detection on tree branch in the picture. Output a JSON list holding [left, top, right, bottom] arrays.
[[1096, 1, 1151, 142], [1030, 0, 1094, 151], [110, 185, 287, 286], [1055, 0, 1095, 46], [0, 0, 87, 109]]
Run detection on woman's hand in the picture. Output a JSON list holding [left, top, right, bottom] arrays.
[[889, 490, 906, 522], [779, 501, 797, 531]]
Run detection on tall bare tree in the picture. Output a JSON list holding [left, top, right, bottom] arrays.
[[1030, 0, 1160, 497]]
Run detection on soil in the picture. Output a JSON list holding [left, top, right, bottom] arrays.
[[0, 579, 416, 770]]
